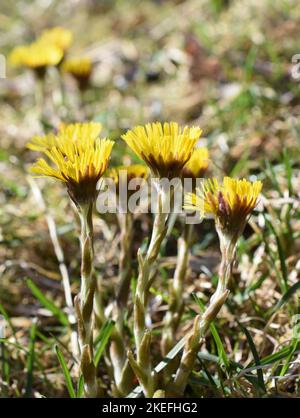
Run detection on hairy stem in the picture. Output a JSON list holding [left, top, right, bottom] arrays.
[[117, 212, 134, 311], [75, 202, 100, 397], [110, 212, 134, 396], [128, 189, 168, 397], [172, 231, 236, 396], [93, 273, 105, 331], [161, 223, 192, 357]]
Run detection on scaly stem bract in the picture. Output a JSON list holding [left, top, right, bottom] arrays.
[[75, 202, 100, 397]]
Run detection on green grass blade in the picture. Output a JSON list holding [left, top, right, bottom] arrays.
[[0, 303, 17, 339], [230, 151, 249, 177], [268, 280, 300, 315], [94, 319, 115, 367], [244, 46, 257, 82], [197, 351, 262, 391], [265, 159, 281, 193], [76, 374, 84, 398], [0, 328, 10, 396], [260, 342, 300, 365], [25, 319, 37, 398], [282, 149, 293, 196], [238, 322, 266, 395], [210, 322, 231, 372], [197, 355, 218, 389], [279, 338, 298, 377], [0, 338, 29, 353], [264, 218, 288, 291], [27, 278, 69, 326], [55, 345, 76, 398]]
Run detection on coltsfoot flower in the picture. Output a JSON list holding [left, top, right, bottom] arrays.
[[28, 122, 102, 152], [185, 177, 262, 239], [107, 165, 149, 213], [62, 57, 92, 88], [108, 164, 149, 193], [39, 27, 73, 52], [9, 42, 63, 75], [122, 122, 202, 179], [182, 147, 209, 183], [28, 122, 114, 205]]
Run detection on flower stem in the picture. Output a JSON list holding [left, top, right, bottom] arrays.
[[117, 212, 134, 311], [171, 232, 236, 396], [75, 202, 100, 397], [93, 273, 106, 331], [128, 188, 168, 397], [110, 212, 134, 397], [161, 222, 192, 357]]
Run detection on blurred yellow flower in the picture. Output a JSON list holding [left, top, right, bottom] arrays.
[[59, 121, 102, 138], [62, 57, 92, 79], [109, 164, 149, 184], [108, 164, 149, 196], [39, 27, 73, 51], [28, 122, 102, 152], [9, 42, 63, 71], [122, 122, 201, 178], [184, 177, 262, 236], [28, 122, 114, 205], [182, 147, 209, 179]]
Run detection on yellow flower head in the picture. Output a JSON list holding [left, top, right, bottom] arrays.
[[108, 164, 149, 196], [122, 122, 202, 178], [62, 57, 92, 79], [28, 122, 102, 152], [185, 177, 262, 237], [9, 42, 63, 71], [39, 27, 73, 51], [182, 147, 209, 179], [28, 122, 114, 205]]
